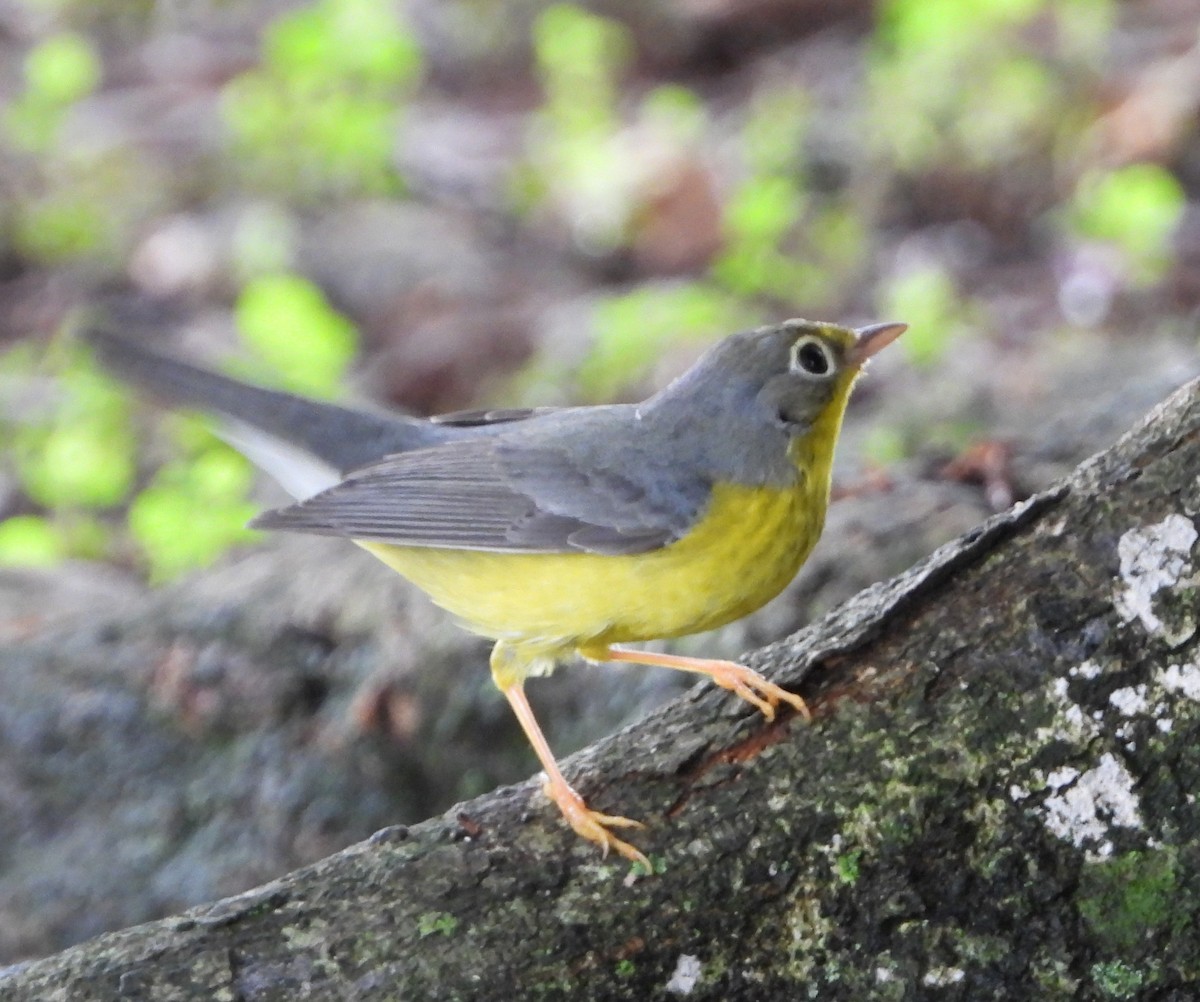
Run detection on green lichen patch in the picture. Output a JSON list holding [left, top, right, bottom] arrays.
[[1078, 850, 1179, 953], [1090, 959, 1147, 999], [417, 911, 459, 938]]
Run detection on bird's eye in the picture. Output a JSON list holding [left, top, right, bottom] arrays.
[[790, 335, 834, 377]]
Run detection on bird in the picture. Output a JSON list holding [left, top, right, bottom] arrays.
[[86, 313, 905, 870]]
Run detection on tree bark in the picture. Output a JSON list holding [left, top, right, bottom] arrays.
[[3, 377, 1198, 1002]]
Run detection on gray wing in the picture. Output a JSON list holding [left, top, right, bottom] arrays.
[[429, 406, 562, 427], [250, 417, 712, 556]]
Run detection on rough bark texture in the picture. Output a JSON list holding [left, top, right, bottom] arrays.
[[2, 377, 1198, 1001]]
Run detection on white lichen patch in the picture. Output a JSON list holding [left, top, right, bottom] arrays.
[[922, 966, 966, 987], [1036, 677, 1100, 744], [1158, 660, 1200, 701], [1041, 752, 1142, 858], [1113, 514, 1197, 638], [1046, 766, 1080, 789], [1070, 660, 1104, 680], [665, 954, 702, 995], [1109, 684, 1149, 716]]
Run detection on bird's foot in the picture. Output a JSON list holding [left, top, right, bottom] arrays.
[[699, 659, 812, 722], [592, 647, 811, 722], [542, 775, 650, 872]]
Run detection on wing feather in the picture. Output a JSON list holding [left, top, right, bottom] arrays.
[[250, 417, 711, 555]]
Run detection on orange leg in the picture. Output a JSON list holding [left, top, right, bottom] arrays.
[[501, 681, 651, 871], [591, 647, 812, 722]]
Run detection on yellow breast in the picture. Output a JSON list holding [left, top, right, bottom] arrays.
[[358, 476, 825, 652]]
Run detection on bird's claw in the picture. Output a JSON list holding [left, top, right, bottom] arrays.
[[705, 662, 812, 722]]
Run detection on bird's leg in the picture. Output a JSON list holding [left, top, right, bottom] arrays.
[[585, 646, 811, 723], [491, 643, 650, 870]]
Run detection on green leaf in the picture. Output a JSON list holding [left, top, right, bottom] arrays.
[[221, 0, 421, 199], [1070, 164, 1185, 281], [19, 422, 135, 508], [128, 451, 259, 583], [879, 0, 1040, 54], [742, 89, 809, 177], [14, 195, 107, 262], [266, 0, 422, 90], [235, 273, 358, 397], [724, 176, 805, 246], [534, 4, 631, 88], [24, 33, 100, 106], [580, 284, 752, 399], [954, 57, 1057, 164], [14, 356, 137, 509], [0, 516, 67, 567], [880, 265, 961, 366]]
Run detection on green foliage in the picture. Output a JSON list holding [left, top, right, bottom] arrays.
[[878, 0, 1041, 56], [878, 264, 963, 366], [127, 441, 260, 583], [534, 4, 630, 128], [520, 4, 635, 250], [712, 87, 867, 306], [954, 56, 1059, 168], [416, 912, 459, 938], [861, 425, 910, 466], [231, 204, 300, 281], [1078, 850, 1180, 953], [869, 0, 1102, 171], [1068, 164, 1185, 283], [0, 340, 135, 567], [234, 273, 358, 397], [0, 515, 68, 567], [579, 283, 754, 399], [1089, 960, 1147, 999], [523, 10, 871, 388], [0, 273, 356, 579], [4, 32, 100, 152], [222, 0, 423, 198], [0, 335, 274, 580], [521, 8, 709, 255], [3, 31, 125, 265], [712, 92, 812, 301], [1054, 0, 1119, 64], [12, 191, 109, 263], [24, 32, 100, 105], [19, 411, 135, 509], [4, 29, 159, 267], [716, 176, 806, 290], [835, 850, 861, 884], [741, 88, 809, 178], [9, 345, 136, 510]]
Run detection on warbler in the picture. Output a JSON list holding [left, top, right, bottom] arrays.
[[87, 315, 904, 869]]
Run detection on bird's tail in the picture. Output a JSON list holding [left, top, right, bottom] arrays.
[[82, 308, 444, 499]]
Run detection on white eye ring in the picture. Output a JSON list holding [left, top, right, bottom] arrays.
[[790, 335, 836, 377]]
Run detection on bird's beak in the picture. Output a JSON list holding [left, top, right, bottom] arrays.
[[848, 321, 907, 367]]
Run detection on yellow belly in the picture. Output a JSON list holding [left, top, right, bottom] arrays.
[[358, 479, 824, 651]]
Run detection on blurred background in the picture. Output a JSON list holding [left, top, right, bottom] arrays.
[[0, 0, 1198, 965]]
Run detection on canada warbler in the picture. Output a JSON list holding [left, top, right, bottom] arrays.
[[87, 316, 905, 869]]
